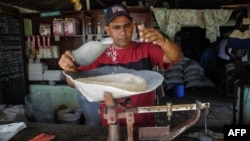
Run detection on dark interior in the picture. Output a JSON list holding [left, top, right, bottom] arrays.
[[1, 0, 250, 11]]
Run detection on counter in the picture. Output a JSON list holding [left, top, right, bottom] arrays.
[[1, 121, 223, 141]]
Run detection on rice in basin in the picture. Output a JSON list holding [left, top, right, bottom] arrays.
[[76, 73, 148, 92]]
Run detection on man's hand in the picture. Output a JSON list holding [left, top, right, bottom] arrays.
[[138, 25, 166, 47], [58, 50, 77, 72], [138, 25, 183, 63]]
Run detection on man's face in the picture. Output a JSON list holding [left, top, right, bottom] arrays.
[[105, 15, 134, 48]]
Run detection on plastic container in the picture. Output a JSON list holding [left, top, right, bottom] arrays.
[[57, 108, 82, 124], [51, 45, 59, 58], [63, 18, 80, 35], [53, 18, 64, 35], [173, 83, 185, 98]]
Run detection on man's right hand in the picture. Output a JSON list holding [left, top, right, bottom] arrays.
[[58, 50, 77, 72]]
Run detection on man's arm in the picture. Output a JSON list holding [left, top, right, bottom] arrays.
[[138, 25, 183, 63], [58, 50, 77, 87]]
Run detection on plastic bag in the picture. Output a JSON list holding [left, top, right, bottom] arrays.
[[24, 90, 54, 123]]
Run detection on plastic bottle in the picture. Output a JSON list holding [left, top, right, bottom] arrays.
[[97, 22, 101, 34], [88, 22, 92, 34]]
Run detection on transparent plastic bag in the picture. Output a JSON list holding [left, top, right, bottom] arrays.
[[24, 90, 54, 123]]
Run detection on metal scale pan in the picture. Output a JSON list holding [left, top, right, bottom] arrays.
[[63, 66, 164, 102]]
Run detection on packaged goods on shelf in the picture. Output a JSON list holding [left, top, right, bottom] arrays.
[[39, 24, 51, 36], [64, 18, 80, 35], [53, 18, 64, 35]]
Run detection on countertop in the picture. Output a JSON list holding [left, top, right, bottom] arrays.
[[0, 121, 224, 141]]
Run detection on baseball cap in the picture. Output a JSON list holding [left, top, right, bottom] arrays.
[[106, 4, 133, 24]]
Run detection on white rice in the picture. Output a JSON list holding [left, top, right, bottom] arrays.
[[76, 73, 148, 92]]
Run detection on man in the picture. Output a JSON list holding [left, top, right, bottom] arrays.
[[58, 4, 183, 127]]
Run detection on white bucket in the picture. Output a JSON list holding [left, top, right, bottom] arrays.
[[57, 108, 82, 124]]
